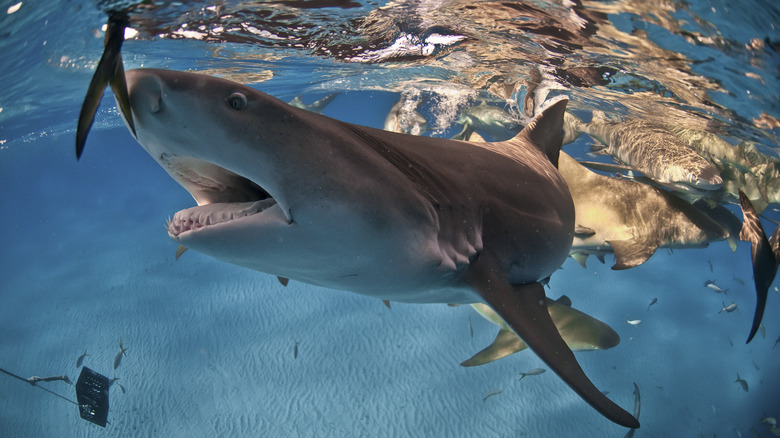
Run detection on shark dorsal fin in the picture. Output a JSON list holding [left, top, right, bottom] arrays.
[[517, 97, 568, 168]]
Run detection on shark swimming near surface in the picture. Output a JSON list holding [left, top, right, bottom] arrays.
[[78, 66, 638, 428], [565, 112, 723, 193], [558, 151, 733, 270]]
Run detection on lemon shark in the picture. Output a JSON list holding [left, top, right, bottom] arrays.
[[462, 296, 620, 367], [80, 68, 638, 428]]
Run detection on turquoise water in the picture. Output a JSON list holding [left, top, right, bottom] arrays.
[[1, 0, 779, 436]]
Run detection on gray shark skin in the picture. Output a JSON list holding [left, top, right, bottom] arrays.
[[116, 68, 638, 428], [559, 152, 731, 270]]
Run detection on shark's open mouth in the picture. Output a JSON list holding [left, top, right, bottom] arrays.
[[167, 199, 279, 237], [159, 154, 279, 238]]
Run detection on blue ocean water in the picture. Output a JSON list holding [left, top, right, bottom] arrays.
[[1, 0, 779, 436]]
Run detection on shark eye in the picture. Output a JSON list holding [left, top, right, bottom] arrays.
[[228, 92, 247, 110]]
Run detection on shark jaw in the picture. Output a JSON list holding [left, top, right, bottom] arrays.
[[122, 69, 305, 247], [155, 154, 288, 240]]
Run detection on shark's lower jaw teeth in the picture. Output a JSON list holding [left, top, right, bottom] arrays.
[[167, 198, 277, 237]]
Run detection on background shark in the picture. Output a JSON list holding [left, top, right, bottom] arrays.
[[559, 151, 734, 270]]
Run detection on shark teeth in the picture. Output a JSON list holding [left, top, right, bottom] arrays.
[[167, 199, 277, 237]]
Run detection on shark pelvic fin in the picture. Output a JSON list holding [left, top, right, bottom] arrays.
[[466, 255, 639, 428]]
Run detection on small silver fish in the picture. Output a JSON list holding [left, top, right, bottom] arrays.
[[704, 280, 728, 294], [76, 349, 89, 368], [293, 340, 299, 359], [735, 373, 748, 392], [626, 319, 642, 326], [647, 298, 658, 311], [519, 368, 546, 380], [719, 302, 738, 314], [482, 389, 503, 402], [113, 339, 128, 370]]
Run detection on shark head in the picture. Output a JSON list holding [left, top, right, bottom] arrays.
[[125, 68, 454, 292]]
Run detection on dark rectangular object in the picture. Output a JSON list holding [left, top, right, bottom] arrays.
[[75, 367, 109, 427]]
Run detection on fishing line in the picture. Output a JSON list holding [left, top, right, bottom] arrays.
[[0, 367, 78, 406]]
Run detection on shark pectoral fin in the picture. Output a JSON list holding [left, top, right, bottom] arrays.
[[461, 329, 527, 367], [607, 239, 658, 270], [738, 190, 776, 343], [467, 261, 638, 428]]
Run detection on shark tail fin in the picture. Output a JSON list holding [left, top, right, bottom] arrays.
[[516, 97, 568, 168], [738, 190, 777, 343]]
